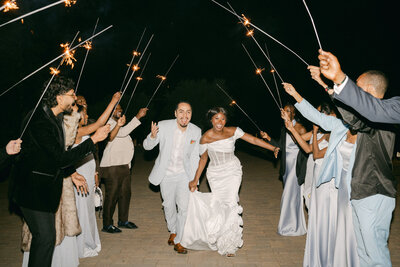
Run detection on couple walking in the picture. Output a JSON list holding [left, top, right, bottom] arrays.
[[143, 102, 279, 256]]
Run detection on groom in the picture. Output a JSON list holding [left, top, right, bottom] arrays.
[[143, 101, 201, 254]]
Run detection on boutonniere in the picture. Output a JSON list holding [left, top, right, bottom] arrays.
[[190, 140, 196, 144]]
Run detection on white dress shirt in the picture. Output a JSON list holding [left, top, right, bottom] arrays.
[[100, 117, 141, 168], [165, 127, 187, 176]]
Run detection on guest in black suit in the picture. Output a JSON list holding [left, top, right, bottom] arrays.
[[10, 76, 110, 267]]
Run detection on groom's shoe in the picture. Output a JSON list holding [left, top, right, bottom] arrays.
[[168, 233, 176, 246], [174, 243, 187, 254], [118, 221, 138, 229], [102, 225, 122, 233]]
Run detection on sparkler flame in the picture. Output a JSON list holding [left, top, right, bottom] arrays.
[[256, 68, 265, 74], [64, 0, 76, 7], [136, 77, 143, 81], [2, 0, 18, 12], [241, 14, 250, 26], [246, 29, 254, 36], [132, 64, 140, 71], [270, 69, 275, 73], [49, 67, 60, 75], [230, 100, 237, 106], [82, 41, 92, 50], [60, 43, 77, 69], [156, 75, 166, 81], [133, 50, 140, 56]]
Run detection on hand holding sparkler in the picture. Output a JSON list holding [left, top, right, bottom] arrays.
[[90, 124, 110, 144], [318, 50, 347, 85], [259, 131, 271, 142], [135, 108, 148, 120], [6, 138, 22, 155], [111, 92, 122, 104], [307, 65, 327, 87], [281, 109, 291, 124], [282, 82, 303, 103]]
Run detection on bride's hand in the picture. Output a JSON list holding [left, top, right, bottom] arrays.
[[189, 180, 198, 192]]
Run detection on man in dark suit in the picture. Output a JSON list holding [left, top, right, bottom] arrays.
[[318, 50, 400, 124], [11, 76, 110, 267], [317, 51, 397, 266]]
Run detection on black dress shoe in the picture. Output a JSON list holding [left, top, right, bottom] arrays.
[[102, 225, 122, 233], [118, 221, 138, 229]]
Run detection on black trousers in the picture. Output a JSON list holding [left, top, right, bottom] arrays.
[[101, 164, 131, 227], [20, 207, 56, 267]]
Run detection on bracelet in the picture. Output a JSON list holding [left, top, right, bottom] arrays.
[[334, 74, 347, 86]]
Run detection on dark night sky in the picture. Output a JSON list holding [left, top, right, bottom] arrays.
[[0, 0, 398, 143]]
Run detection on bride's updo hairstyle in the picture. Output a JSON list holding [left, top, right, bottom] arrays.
[[206, 107, 228, 127]]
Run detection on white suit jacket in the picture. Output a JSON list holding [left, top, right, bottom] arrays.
[[143, 119, 201, 186]]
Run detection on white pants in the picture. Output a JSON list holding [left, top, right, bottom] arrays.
[[160, 173, 190, 244]]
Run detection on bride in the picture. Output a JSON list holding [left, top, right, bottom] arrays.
[[180, 107, 279, 256]]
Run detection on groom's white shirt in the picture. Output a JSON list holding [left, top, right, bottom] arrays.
[[143, 119, 201, 185]]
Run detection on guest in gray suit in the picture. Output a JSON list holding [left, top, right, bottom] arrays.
[[317, 49, 400, 124], [143, 101, 201, 254]]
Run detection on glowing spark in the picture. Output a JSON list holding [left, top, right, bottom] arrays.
[[132, 64, 140, 71], [256, 68, 265, 75], [78, 37, 82, 42], [133, 50, 140, 56], [21, 19, 23, 24], [246, 29, 254, 36], [82, 41, 92, 50], [49, 67, 60, 75], [230, 100, 237, 106], [157, 75, 166, 81], [136, 77, 143, 81], [64, 0, 76, 7], [270, 69, 275, 73], [60, 43, 77, 69], [2, 0, 18, 12], [241, 14, 250, 26]]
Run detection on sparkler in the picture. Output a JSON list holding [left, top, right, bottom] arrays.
[[216, 83, 262, 132], [227, 2, 285, 84], [0, 0, 77, 28], [19, 33, 78, 139], [60, 42, 77, 68], [119, 27, 147, 92], [0, 0, 18, 12], [145, 54, 179, 108], [302, 0, 322, 50], [242, 43, 281, 110], [124, 52, 151, 115], [112, 34, 154, 115], [75, 18, 99, 94], [264, 43, 282, 108], [211, 0, 309, 66], [0, 25, 113, 97]]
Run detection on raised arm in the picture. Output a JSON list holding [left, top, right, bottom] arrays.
[[283, 83, 341, 132], [77, 92, 121, 137], [240, 132, 280, 158], [284, 119, 312, 154], [109, 115, 126, 142], [143, 121, 160, 150], [115, 108, 147, 137]]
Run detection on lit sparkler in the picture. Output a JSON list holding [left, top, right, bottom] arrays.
[[112, 34, 154, 115], [1, 0, 18, 12], [49, 67, 60, 75], [211, 0, 309, 66], [246, 29, 254, 36], [124, 53, 152, 115], [0, 25, 113, 97], [119, 27, 147, 92], [75, 18, 99, 93], [242, 43, 281, 110], [302, 0, 322, 50], [145, 54, 179, 108], [0, 0, 77, 29], [132, 64, 140, 71], [60, 42, 77, 68], [255, 68, 264, 75], [241, 14, 250, 26], [216, 83, 262, 131]]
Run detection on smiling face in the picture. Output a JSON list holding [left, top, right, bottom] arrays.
[[175, 102, 192, 129], [211, 112, 227, 132], [113, 104, 123, 119]]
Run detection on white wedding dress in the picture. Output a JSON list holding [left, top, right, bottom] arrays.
[[181, 127, 244, 256]]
